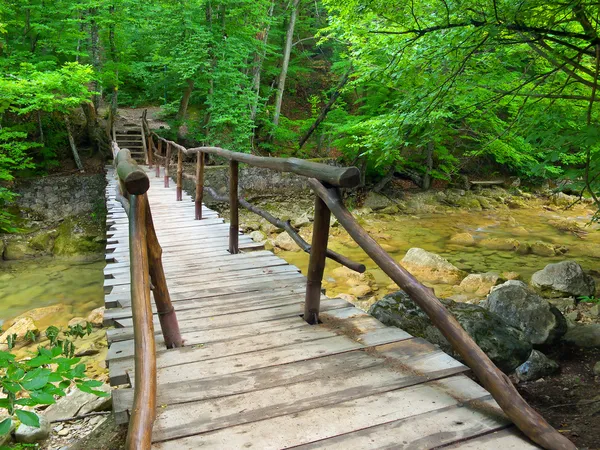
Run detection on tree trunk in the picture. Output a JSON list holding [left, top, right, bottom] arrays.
[[37, 111, 44, 145], [298, 65, 352, 148], [250, 0, 275, 123], [65, 116, 84, 172], [273, 0, 301, 127], [89, 8, 101, 110], [176, 78, 195, 120], [422, 141, 434, 190]]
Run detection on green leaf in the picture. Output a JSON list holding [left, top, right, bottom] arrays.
[[29, 391, 56, 405], [2, 381, 20, 394], [15, 410, 40, 428], [21, 368, 50, 391], [26, 355, 52, 368], [0, 418, 11, 435], [0, 352, 15, 361]]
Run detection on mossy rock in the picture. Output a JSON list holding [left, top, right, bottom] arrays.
[[53, 218, 104, 256], [369, 291, 532, 372], [29, 230, 57, 252], [3, 240, 37, 260]]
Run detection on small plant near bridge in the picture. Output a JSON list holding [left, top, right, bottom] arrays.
[[0, 323, 108, 436]]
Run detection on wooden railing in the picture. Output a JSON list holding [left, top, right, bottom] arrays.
[[140, 115, 574, 450], [110, 141, 183, 450]]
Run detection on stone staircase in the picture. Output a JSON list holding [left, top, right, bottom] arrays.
[[115, 122, 146, 163]]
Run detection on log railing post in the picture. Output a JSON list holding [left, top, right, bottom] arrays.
[[304, 195, 331, 324], [195, 152, 205, 220], [229, 160, 239, 254], [147, 133, 154, 169], [155, 139, 162, 178], [176, 149, 183, 201], [164, 142, 171, 188], [142, 194, 183, 348], [125, 194, 156, 450]]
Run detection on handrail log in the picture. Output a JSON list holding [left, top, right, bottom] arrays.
[[143, 194, 184, 349], [229, 160, 240, 254], [195, 152, 205, 220], [308, 179, 575, 450], [202, 185, 365, 273], [125, 195, 156, 450], [115, 149, 150, 195], [187, 146, 360, 188]]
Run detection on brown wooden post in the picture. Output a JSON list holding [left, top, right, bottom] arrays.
[[125, 194, 156, 450], [304, 195, 331, 324], [142, 194, 183, 348], [228, 160, 239, 254], [155, 139, 162, 178], [195, 152, 205, 220], [164, 142, 171, 188], [147, 134, 154, 169], [176, 149, 183, 201]]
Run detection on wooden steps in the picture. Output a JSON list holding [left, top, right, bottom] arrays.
[[103, 165, 540, 449]]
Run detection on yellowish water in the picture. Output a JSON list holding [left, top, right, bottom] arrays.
[[0, 256, 105, 328], [278, 204, 600, 300]]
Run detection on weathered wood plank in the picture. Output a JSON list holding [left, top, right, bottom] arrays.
[[151, 376, 491, 448], [443, 428, 541, 449]]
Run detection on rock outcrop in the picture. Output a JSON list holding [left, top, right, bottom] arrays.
[[483, 280, 567, 345], [530, 261, 595, 298], [369, 291, 531, 372]]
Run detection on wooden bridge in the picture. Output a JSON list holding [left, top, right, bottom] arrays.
[[101, 114, 573, 449]]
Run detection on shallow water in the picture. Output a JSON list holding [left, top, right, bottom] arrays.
[[0, 256, 105, 328], [279, 204, 600, 300]]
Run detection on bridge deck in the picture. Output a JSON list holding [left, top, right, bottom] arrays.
[[103, 166, 538, 449]]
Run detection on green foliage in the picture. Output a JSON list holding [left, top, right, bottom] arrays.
[[578, 296, 600, 304], [0, 323, 106, 435]]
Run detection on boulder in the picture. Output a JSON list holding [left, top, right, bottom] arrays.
[[363, 192, 393, 211], [337, 293, 357, 304], [449, 233, 475, 247], [273, 232, 301, 252], [0, 240, 4, 258], [28, 230, 56, 253], [484, 281, 567, 345], [8, 304, 70, 329], [0, 317, 38, 350], [348, 284, 373, 298], [400, 248, 466, 285], [291, 213, 312, 228], [331, 266, 374, 287], [369, 291, 531, 372], [86, 307, 105, 327], [15, 414, 50, 443], [479, 238, 523, 252], [530, 261, 595, 298], [68, 317, 87, 327], [248, 230, 267, 243], [3, 240, 37, 260], [530, 241, 563, 257], [563, 324, 600, 348], [515, 350, 559, 382], [593, 361, 600, 376], [379, 205, 399, 214], [458, 272, 501, 296], [501, 271, 521, 280]]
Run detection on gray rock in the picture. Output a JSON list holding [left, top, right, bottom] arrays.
[[369, 291, 531, 373], [363, 192, 393, 211], [44, 384, 111, 422], [515, 350, 559, 381], [484, 281, 567, 345], [593, 361, 600, 376], [530, 261, 595, 298], [563, 324, 600, 348], [400, 248, 466, 285], [15, 414, 50, 443], [291, 213, 312, 228]]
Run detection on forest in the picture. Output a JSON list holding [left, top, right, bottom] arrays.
[[2, 0, 600, 226]]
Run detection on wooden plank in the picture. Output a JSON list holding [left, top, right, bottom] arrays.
[[293, 398, 511, 449], [105, 286, 308, 321], [110, 322, 409, 387], [112, 337, 467, 424], [108, 314, 312, 361], [151, 376, 492, 449], [442, 428, 541, 449], [104, 263, 297, 288]]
